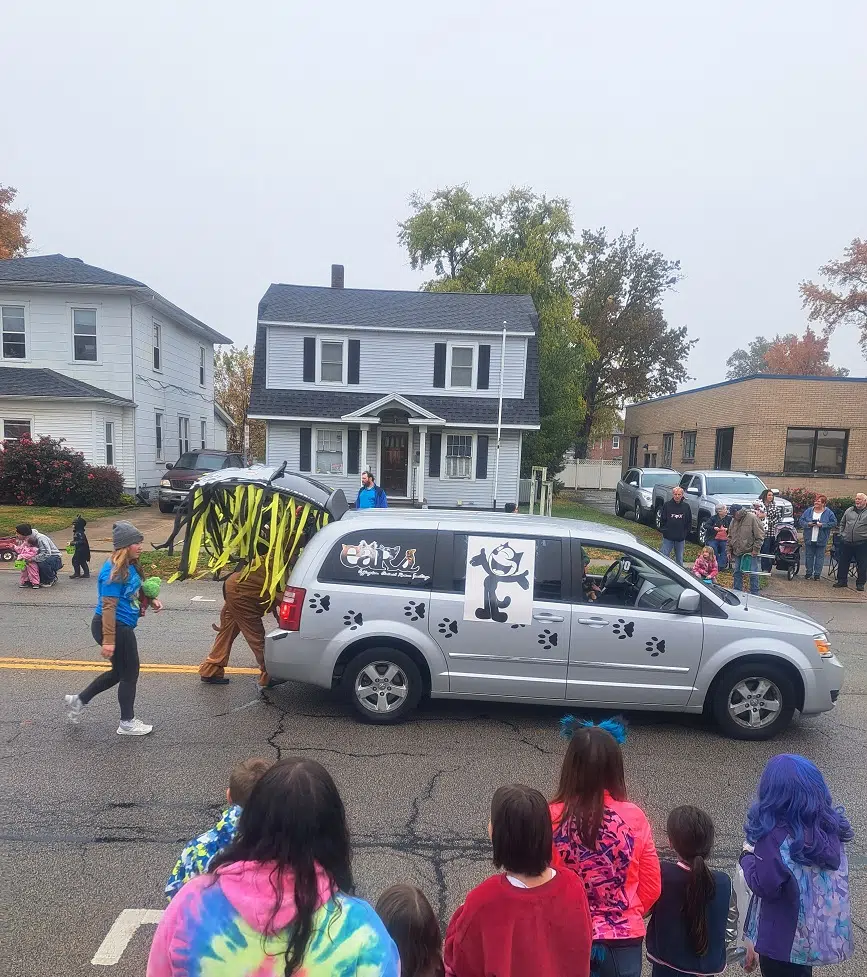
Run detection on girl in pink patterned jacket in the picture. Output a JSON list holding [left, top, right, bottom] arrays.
[[692, 547, 719, 582], [15, 535, 41, 588]]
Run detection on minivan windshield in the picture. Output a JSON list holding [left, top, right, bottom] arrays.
[[705, 475, 766, 496], [175, 452, 226, 471]]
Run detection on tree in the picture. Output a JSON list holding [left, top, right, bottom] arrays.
[[801, 238, 867, 353], [213, 346, 266, 461], [400, 187, 595, 474], [0, 185, 30, 259], [571, 229, 694, 458], [725, 336, 778, 379], [763, 329, 849, 376]]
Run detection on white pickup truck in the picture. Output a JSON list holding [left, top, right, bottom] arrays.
[[652, 470, 795, 544]]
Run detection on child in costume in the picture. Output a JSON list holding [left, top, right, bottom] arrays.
[[69, 515, 91, 579], [692, 546, 719, 583], [376, 885, 444, 977], [15, 534, 41, 588]]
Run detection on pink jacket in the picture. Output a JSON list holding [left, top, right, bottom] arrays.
[[14, 541, 38, 561], [692, 553, 719, 580]]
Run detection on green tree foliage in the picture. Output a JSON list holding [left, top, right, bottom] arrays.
[[214, 346, 266, 461], [0, 185, 30, 259], [726, 330, 848, 379], [801, 238, 867, 354], [725, 336, 777, 379], [399, 187, 594, 474]]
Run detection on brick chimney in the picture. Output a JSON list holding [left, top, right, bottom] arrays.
[[331, 264, 345, 289]]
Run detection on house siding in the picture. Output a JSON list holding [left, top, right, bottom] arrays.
[[213, 414, 228, 450]]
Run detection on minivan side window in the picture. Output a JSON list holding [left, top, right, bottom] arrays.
[[579, 542, 695, 612], [318, 529, 436, 588], [450, 534, 564, 602]]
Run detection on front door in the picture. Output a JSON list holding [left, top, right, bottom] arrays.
[[380, 430, 409, 496], [568, 539, 703, 706], [714, 427, 734, 469], [429, 531, 570, 700]]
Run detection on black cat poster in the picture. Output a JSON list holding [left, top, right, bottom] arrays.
[[463, 536, 536, 625]]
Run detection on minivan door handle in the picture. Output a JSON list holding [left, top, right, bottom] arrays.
[[577, 617, 609, 627], [533, 612, 565, 623]]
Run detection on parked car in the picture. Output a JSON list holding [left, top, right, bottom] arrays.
[[652, 471, 794, 544], [616, 468, 681, 523], [264, 509, 841, 739], [158, 449, 246, 512]]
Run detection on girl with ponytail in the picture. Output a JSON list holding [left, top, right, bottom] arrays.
[[645, 806, 741, 976]]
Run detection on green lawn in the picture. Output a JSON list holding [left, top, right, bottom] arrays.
[[0, 505, 130, 538]]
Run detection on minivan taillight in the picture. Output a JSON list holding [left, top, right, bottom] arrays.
[[278, 586, 306, 631]]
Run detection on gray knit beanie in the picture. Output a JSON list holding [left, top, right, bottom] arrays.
[[113, 521, 144, 550]]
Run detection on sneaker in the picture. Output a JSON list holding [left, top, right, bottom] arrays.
[[117, 718, 153, 736], [42, 581, 53, 588], [858, 585, 865, 593], [200, 675, 231, 685], [64, 694, 84, 724], [832, 582, 848, 589], [18, 582, 32, 588], [69, 573, 80, 579]]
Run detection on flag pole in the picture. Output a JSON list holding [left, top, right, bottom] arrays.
[[492, 320, 507, 510]]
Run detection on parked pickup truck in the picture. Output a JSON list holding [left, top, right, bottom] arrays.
[[652, 471, 795, 544]]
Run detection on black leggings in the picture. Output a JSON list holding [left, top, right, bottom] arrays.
[[79, 615, 140, 721], [760, 956, 812, 977]]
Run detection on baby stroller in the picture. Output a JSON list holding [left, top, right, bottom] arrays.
[[773, 525, 801, 580]]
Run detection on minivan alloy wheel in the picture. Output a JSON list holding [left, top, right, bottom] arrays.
[[354, 661, 409, 714], [727, 677, 783, 730]]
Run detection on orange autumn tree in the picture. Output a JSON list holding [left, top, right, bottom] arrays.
[[763, 328, 849, 377], [801, 238, 867, 354], [0, 185, 30, 259]]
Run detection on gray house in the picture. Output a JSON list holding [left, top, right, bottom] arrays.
[[248, 266, 539, 507]]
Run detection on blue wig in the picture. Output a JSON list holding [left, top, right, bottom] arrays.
[[560, 715, 628, 744], [744, 754, 853, 866]]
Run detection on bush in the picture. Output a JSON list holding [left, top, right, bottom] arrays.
[[787, 487, 856, 521], [78, 466, 125, 506], [120, 493, 137, 507]]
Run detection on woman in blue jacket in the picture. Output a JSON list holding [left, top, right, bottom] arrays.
[[798, 495, 837, 581]]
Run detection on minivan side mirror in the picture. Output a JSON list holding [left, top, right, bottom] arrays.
[[677, 590, 701, 615], [165, 463, 173, 470]]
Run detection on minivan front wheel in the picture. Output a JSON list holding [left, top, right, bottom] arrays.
[[343, 647, 422, 724], [711, 661, 795, 740]]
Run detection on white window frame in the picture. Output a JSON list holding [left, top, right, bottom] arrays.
[[441, 430, 476, 480], [446, 341, 478, 391], [611, 435, 620, 450], [70, 306, 99, 364], [316, 337, 348, 385], [2, 416, 33, 442], [105, 421, 115, 466], [152, 320, 163, 372], [312, 424, 347, 476], [155, 410, 164, 461], [200, 418, 207, 449], [1, 303, 28, 361], [199, 346, 206, 387], [178, 415, 190, 456]]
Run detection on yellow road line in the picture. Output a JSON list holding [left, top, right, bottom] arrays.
[[0, 656, 259, 675]]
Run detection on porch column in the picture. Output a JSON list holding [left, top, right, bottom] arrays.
[[417, 425, 426, 506], [360, 424, 369, 475]]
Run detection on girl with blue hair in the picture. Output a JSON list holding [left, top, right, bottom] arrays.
[[740, 754, 853, 976]]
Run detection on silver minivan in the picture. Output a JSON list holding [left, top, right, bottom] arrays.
[[265, 510, 843, 740]]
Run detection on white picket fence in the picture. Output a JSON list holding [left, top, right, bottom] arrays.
[[560, 458, 621, 490]]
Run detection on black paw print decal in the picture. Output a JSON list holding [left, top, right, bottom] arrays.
[[438, 618, 459, 639], [343, 610, 363, 631], [404, 600, 426, 622], [537, 629, 558, 650], [646, 636, 666, 657], [612, 619, 634, 639], [308, 593, 331, 614], [510, 623, 527, 629]]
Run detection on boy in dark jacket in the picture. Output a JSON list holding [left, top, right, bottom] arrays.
[[69, 515, 91, 579]]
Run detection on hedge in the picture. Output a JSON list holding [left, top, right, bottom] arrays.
[[786, 487, 857, 521]]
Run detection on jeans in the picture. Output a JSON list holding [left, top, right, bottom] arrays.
[[760, 535, 775, 572], [709, 538, 728, 570], [660, 538, 685, 566], [79, 614, 140, 721], [592, 942, 643, 977], [758, 955, 812, 976], [37, 555, 62, 584], [837, 541, 867, 587], [732, 554, 760, 594], [804, 541, 826, 578]]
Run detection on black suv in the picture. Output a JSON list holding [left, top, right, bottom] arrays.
[[158, 450, 246, 513]]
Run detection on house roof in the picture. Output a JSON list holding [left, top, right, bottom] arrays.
[[0, 366, 135, 406], [214, 402, 234, 426], [627, 373, 867, 407], [258, 284, 538, 334]]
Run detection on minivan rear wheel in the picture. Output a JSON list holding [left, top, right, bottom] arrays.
[[343, 647, 422, 724], [711, 661, 796, 740]]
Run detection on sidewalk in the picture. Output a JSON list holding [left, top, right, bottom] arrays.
[[763, 566, 865, 602]]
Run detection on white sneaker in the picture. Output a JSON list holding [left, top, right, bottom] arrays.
[[64, 694, 84, 724], [117, 718, 153, 736]]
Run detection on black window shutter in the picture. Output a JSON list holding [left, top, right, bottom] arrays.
[[429, 433, 442, 477], [303, 338, 315, 383], [347, 429, 360, 474], [348, 339, 360, 384], [433, 343, 446, 388], [476, 435, 489, 479], [477, 345, 491, 389], [299, 427, 312, 471]]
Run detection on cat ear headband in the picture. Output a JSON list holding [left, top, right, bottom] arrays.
[[559, 715, 628, 744]]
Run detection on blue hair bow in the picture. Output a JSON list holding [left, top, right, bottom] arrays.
[[560, 715, 628, 744]]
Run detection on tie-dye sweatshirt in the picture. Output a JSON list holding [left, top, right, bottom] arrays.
[[147, 860, 400, 977]]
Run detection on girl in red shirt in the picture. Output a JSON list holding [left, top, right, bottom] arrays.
[[550, 718, 661, 977], [444, 783, 592, 977]]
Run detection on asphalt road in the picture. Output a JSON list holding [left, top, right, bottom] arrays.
[[1, 571, 865, 976]]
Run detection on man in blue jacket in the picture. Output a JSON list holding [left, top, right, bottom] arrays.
[[356, 471, 388, 509]]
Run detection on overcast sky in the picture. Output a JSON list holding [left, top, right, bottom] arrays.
[[4, 0, 866, 387]]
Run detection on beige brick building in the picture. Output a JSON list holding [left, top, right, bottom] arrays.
[[623, 376, 867, 496]]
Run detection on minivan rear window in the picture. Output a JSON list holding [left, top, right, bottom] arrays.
[[319, 529, 436, 588], [451, 534, 563, 602]]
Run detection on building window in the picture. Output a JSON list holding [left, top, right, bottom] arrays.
[[105, 422, 115, 466], [3, 418, 31, 441], [662, 433, 674, 469], [200, 419, 207, 449], [317, 339, 345, 384], [611, 435, 620, 451], [1, 305, 26, 359], [784, 428, 849, 475], [72, 308, 98, 362], [199, 347, 206, 386], [448, 344, 475, 389], [628, 436, 638, 467], [153, 322, 162, 371], [178, 416, 190, 455], [444, 433, 474, 479], [682, 430, 697, 463], [315, 428, 344, 474], [155, 411, 164, 460]]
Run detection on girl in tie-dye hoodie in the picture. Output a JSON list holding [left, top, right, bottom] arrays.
[[147, 758, 399, 977]]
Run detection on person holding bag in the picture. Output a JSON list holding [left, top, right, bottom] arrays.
[[798, 495, 837, 581]]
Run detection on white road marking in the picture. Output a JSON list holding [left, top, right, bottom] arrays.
[[91, 908, 164, 966], [190, 595, 216, 602]]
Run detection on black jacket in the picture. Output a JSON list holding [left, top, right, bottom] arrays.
[[661, 500, 692, 541]]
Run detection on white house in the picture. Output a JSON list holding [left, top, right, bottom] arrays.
[[248, 265, 540, 507], [0, 254, 232, 493]]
